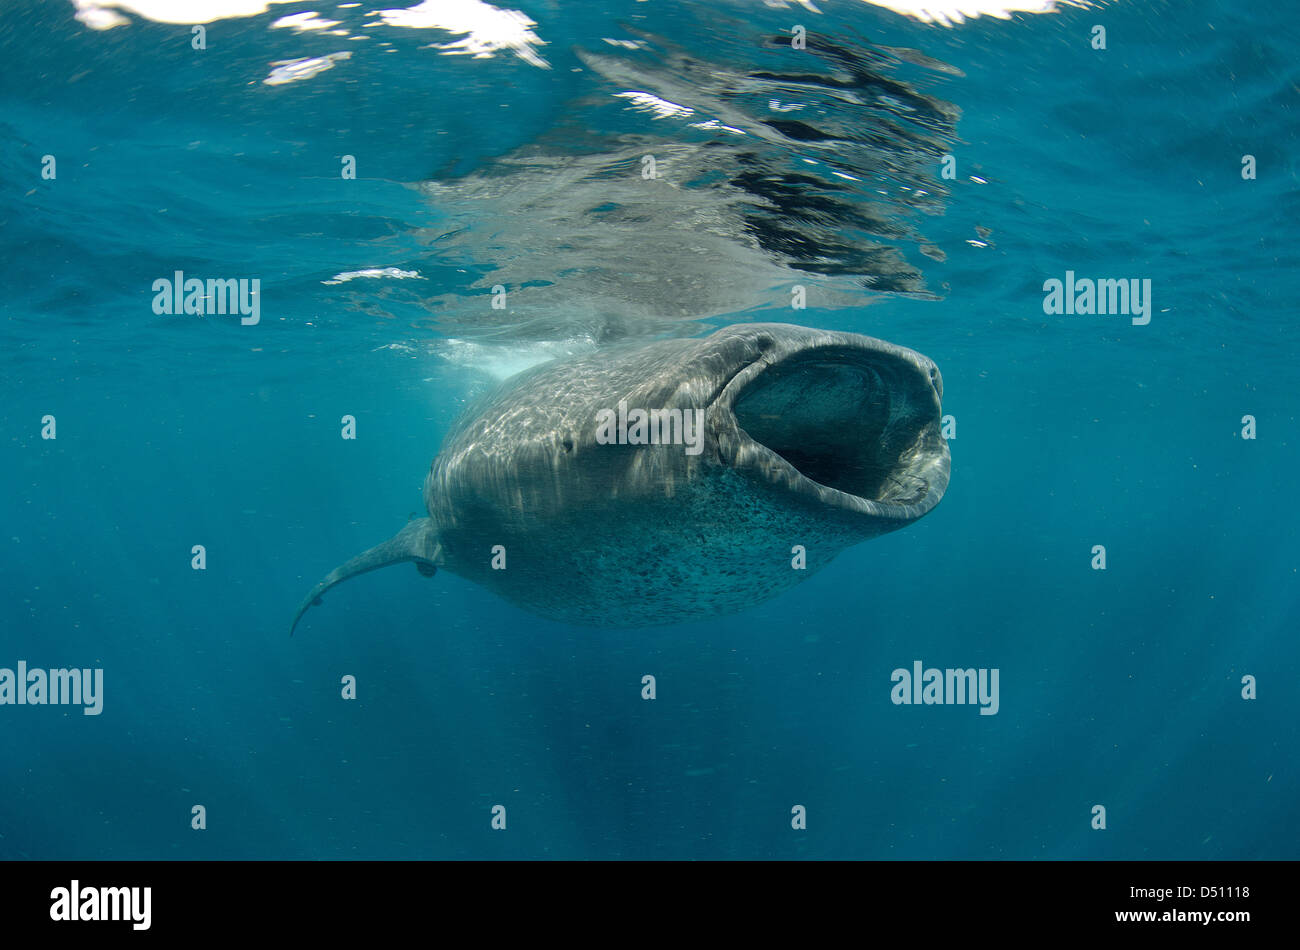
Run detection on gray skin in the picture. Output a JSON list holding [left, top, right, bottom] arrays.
[[290, 323, 950, 632]]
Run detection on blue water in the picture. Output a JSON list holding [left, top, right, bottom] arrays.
[[2, 0, 1297, 859]]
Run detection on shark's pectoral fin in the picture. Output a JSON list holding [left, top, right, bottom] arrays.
[[290, 518, 440, 636]]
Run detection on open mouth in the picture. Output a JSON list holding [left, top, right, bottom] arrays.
[[724, 343, 949, 516]]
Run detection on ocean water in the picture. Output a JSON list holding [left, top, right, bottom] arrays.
[[1, 0, 1297, 860]]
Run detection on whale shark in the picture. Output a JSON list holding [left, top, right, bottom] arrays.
[[290, 323, 950, 632]]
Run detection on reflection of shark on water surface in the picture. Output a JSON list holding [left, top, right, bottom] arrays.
[[291, 323, 949, 632], [412, 26, 962, 343]]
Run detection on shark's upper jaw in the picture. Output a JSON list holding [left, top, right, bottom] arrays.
[[716, 336, 950, 521]]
